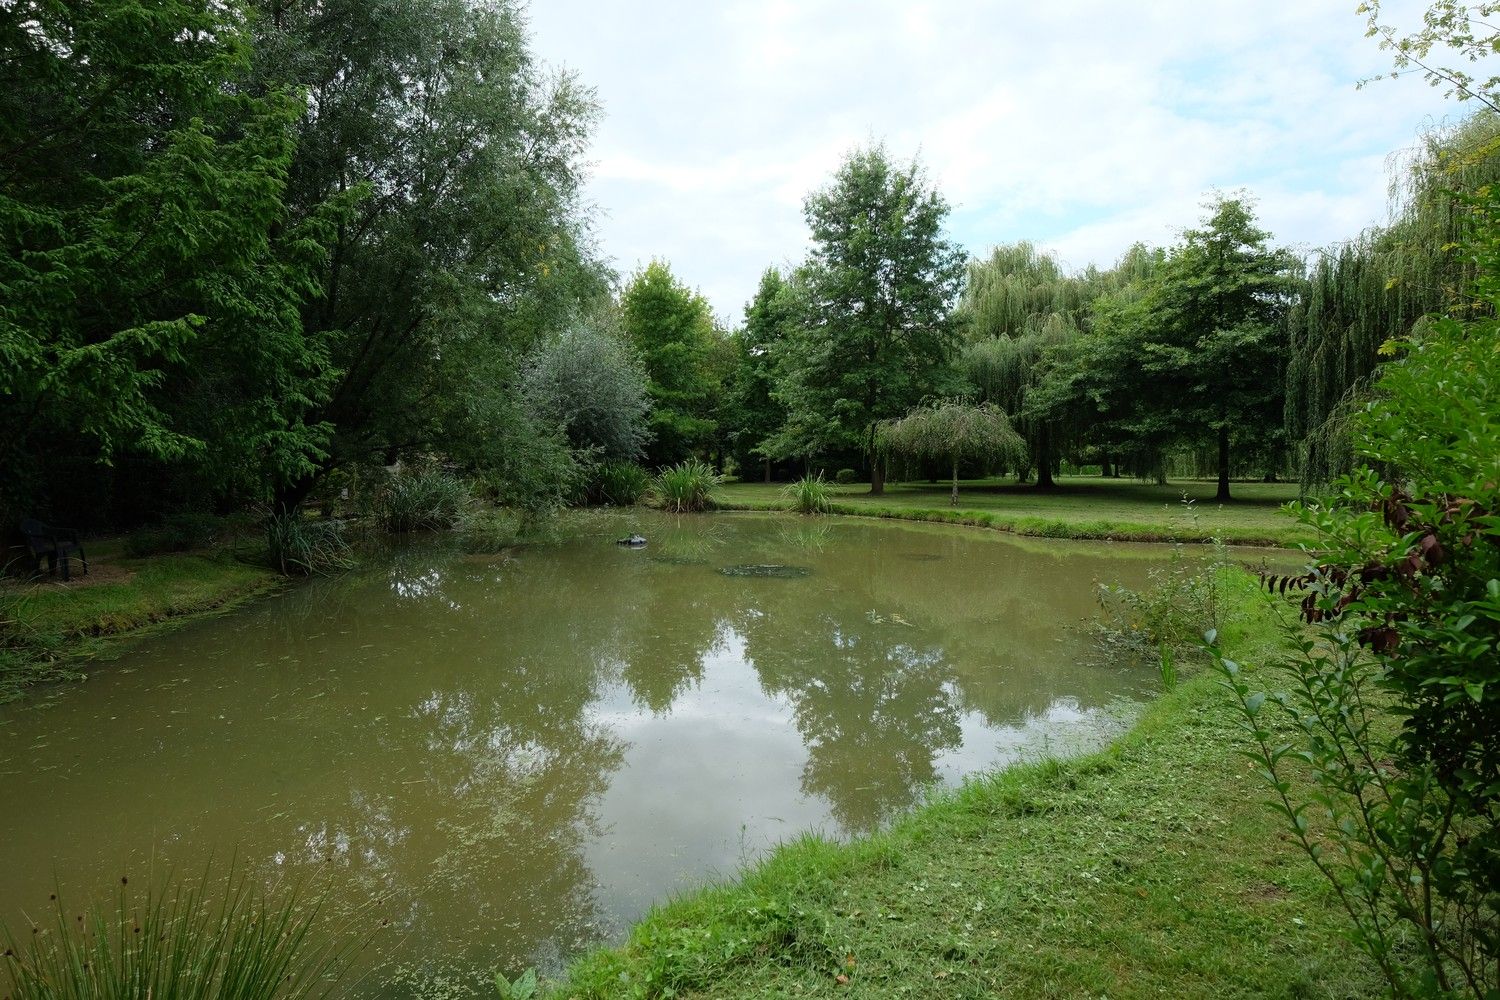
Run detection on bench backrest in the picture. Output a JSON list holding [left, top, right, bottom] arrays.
[[18, 519, 53, 553]]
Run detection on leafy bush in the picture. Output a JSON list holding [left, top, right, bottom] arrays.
[[265, 514, 352, 577], [652, 459, 721, 513], [833, 468, 859, 485], [122, 512, 221, 558], [376, 468, 471, 532], [590, 461, 651, 507], [1215, 319, 1498, 996], [520, 317, 652, 463], [1, 871, 354, 1000], [782, 473, 832, 514], [1096, 502, 1228, 661]]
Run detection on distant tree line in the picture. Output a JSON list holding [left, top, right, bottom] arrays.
[[717, 118, 1500, 501], [6, 0, 1499, 537]]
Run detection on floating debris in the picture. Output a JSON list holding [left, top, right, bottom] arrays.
[[718, 563, 811, 578]]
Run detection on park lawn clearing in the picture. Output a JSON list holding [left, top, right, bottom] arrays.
[[1, 549, 280, 702], [550, 573, 1385, 999], [718, 476, 1311, 548]]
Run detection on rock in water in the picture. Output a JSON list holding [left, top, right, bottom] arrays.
[[617, 535, 647, 547]]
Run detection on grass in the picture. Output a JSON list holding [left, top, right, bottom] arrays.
[[2, 867, 358, 1000], [548, 572, 1387, 999], [1, 548, 279, 702], [719, 476, 1311, 547]]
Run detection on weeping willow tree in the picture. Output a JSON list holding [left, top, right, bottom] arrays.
[[876, 399, 1025, 505], [958, 242, 1156, 485], [1288, 112, 1500, 485]]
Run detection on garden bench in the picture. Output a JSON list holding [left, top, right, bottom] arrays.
[[19, 518, 88, 581]]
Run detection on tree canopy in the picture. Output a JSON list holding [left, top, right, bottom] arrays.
[[621, 261, 720, 467], [769, 145, 966, 493], [877, 400, 1025, 505]]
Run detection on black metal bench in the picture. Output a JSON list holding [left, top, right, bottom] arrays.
[[19, 519, 88, 581]]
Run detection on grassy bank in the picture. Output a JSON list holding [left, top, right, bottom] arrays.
[[548, 572, 1382, 999], [1, 547, 280, 702], [718, 477, 1310, 547]]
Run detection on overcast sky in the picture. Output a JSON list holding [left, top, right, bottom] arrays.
[[526, 1, 1462, 321]]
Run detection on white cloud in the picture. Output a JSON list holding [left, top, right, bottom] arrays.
[[528, 0, 1466, 319]]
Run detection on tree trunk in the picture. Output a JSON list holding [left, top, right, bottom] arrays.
[[868, 423, 884, 496], [273, 473, 318, 518], [1034, 426, 1055, 489], [1216, 422, 1232, 502], [763, 457, 771, 484], [1101, 454, 1113, 478], [950, 457, 959, 507]]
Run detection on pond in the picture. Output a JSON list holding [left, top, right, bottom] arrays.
[[0, 512, 1197, 996]]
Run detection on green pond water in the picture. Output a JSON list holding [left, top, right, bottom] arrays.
[[0, 511, 1214, 995]]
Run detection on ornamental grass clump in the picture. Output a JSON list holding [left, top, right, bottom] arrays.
[[265, 514, 352, 577], [2, 871, 359, 1000], [590, 461, 651, 507], [652, 460, 720, 513], [782, 473, 832, 514], [375, 468, 471, 532]]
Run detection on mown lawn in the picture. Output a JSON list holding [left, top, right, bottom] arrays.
[[548, 574, 1385, 999], [718, 477, 1311, 547]]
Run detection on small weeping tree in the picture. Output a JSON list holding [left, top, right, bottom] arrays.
[[876, 399, 1026, 506]]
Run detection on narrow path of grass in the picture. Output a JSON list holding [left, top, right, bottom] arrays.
[[1, 549, 280, 702], [549, 574, 1377, 999], [719, 477, 1311, 547]]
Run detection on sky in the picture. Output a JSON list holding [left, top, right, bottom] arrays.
[[526, 1, 1465, 321]]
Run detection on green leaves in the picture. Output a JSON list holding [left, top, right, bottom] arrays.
[[494, 967, 538, 1000], [771, 145, 965, 473]]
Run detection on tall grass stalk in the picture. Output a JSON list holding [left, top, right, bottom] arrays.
[[376, 469, 472, 533], [2, 871, 360, 1000], [781, 473, 832, 514], [651, 460, 721, 513], [590, 462, 650, 507], [265, 515, 352, 577]]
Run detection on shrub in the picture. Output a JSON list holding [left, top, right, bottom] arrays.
[[122, 511, 220, 558], [833, 468, 859, 485], [1, 870, 355, 1000], [520, 316, 652, 463], [376, 468, 471, 532], [265, 514, 352, 577], [782, 473, 832, 514], [1095, 541, 1227, 659], [1214, 319, 1499, 996], [652, 459, 721, 513], [591, 461, 651, 507]]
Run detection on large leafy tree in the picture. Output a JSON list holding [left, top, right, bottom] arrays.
[[724, 267, 801, 480], [620, 260, 719, 467], [249, 0, 606, 511], [771, 146, 965, 493], [958, 243, 1112, 487], [0, 0, 329, 522], [1074, 198, 1295, 499]]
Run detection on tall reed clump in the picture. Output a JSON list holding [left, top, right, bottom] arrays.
[[375, 468, 471, 532], [652, 459, 721, 513], [265, 514, 352, 577], [590, 461, 651, 507], [2, 871, 359, 1000], [782, 473, 832, 514]]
